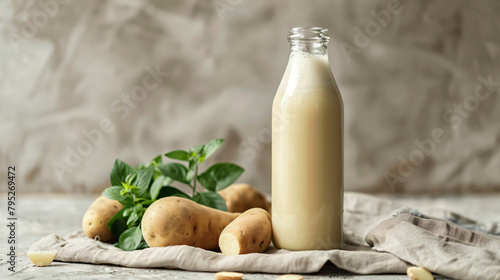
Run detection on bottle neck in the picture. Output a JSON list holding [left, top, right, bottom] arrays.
[[290, 42, 328, 56], [288, 27, 329, 56]]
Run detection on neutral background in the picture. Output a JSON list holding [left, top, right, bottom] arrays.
[[1, 0, 499, 194]]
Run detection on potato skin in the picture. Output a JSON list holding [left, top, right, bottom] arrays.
[[214, 271, 244, 280], [141, 197, 240, 250], [219, 208, 272, 255], [82, 196, 123, 242], [218, 184, 271, 213]]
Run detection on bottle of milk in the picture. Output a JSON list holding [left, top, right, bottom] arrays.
[[272, 27, 343, 250]]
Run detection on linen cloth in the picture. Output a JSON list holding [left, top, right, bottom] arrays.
[[30, 192, 500, 279]]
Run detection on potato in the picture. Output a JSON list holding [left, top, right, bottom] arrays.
[[219, 208, 272, 255], [214, 271, 244, 280], [82, 195, 123, 242], [218, 183, 271, 213], [27, 250, 58, 267], [276, 275, 303, 280], [141, 197, 240, 250], [407, 267, 434, 280]]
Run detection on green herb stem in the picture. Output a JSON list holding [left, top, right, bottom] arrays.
[[192, 159, 198, 196]]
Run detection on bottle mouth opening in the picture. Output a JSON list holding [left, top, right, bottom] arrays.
[[288, 27, 329, 43]]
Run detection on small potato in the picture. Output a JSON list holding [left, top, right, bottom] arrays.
[[276, 275, 303, 280], [407, 266, 434, 280], [82, 196, 123, 242], [27, 250, 58, 267], [219, 208, 272, 255], [142, 197, 240, 250], [214, 271, 244, 280], [218, 183, 271, 213]]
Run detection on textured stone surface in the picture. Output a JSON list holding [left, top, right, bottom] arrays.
[[3, 193, 499, 279], [1, 0, 500, 195]]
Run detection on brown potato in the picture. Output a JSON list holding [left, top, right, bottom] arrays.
[[141, 197, 239, 250], [214, 271, 244, 280], [219, 208, 272, 255], [82, 196, 123, 242], [218, 183, 271, 213]]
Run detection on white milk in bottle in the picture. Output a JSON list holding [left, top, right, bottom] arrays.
[[272, 27, 343, 250]]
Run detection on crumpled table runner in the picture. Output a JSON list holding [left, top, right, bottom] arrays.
[[30, 192, 500, 279]]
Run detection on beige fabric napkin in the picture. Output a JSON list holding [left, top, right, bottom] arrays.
[[366, 213, 500, 280], [29, 192, 500, 279]]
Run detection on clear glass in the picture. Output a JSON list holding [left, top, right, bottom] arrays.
[[288, 27, 329, 55], [272, 27, 344, 250]]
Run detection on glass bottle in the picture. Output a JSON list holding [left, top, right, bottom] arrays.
[[272, 27, 343, 250]]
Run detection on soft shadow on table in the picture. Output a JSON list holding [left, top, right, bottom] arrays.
[[307, 263, 453, 280]]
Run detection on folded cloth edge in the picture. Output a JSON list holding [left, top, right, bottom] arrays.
[[29, 230, 409, 274]]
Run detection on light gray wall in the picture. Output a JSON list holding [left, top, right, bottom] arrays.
[[1, 0, 500, 194]]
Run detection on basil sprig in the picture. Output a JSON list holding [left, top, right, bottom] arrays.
[[102, 138, 244, 251]]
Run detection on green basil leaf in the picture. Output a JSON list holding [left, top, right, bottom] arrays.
[[157, 186, 190, 200], [135, 165, 155, 196], [133, 203, 143, 212], [201, 138, 224, 163], [165, 150, 190, 161], [193, 192, 227, 211], [135, 163, 146, 171], [188, 159, 196, 170], [110, 159, 136, 187], [152, 154, 162, 165], [190, 145, 205, 157], [158, 163, 190, 184], [136, 187, 150, 199], [140, 200, 154, 207], [197, 163, 244, 191], [118, 194, 134, 208], [107, 208, 128, 237], [102, 186, 123, 201], [125, 173, 137, 186], [137, 241, 150, 249], [118, 226, 143, 251], [153, 166, 162, 179], [122, 208, 131, 217], [186, 170, 194, 182], [126, 211, 139, 227], [150, 175, 174, 200]]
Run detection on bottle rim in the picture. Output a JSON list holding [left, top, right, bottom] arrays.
[[288, 27, 329, 43]]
